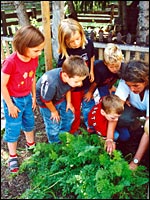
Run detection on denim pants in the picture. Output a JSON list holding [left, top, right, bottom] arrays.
[[3, 94, 35, 142], [39, 100, 74, 143]]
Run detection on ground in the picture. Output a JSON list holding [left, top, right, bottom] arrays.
[[1, 108, 149, 199]]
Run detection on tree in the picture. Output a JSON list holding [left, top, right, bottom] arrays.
[[13, 1, 30, 26], [136, 1, 149, 45]]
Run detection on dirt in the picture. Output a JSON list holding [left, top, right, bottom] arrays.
[[1, 108, 149, 199], [1, 108, 47, 199]]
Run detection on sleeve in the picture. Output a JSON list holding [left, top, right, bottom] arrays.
[[115, 79, 130, 101], [57, 54, 66, 68]]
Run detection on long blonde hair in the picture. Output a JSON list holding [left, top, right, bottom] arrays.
[[58, 18, 87, 58]]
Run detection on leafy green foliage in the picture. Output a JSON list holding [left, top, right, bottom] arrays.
[[19, 129, 149, 199]]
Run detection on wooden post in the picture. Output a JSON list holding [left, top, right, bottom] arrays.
[[41, 1, 52, 71]]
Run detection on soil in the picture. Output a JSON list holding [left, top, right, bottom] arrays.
[[1, 108, 149, 199]]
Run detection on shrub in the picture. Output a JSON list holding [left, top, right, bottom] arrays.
[[20, 129, 149, 199]]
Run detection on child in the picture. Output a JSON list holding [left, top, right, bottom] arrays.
[[1, 25, 45, 173], [105, 60, 149, 156], [88, 94, 126, 142], [36, 55, 89, 143], [57, 18, 95, 135], [86, 43, 124, 101]]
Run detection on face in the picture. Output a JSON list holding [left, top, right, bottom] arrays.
[[106, 62, 121, 73], [67, 75, 87, 88], [25, 41, 45, 59], [66, 31, 82, 49], [125, 81, 147, 94]]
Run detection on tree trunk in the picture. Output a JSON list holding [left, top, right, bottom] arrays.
[[52, 1, 64, 62], [136, 1, 149, 45], [118, 1, 127, 35], [41, 1, 52, 71], [13, 1, 30, 26], [67, 1, 78, 20]]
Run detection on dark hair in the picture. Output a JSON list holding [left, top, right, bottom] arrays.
[[119, 60, 149, 87], [13, 25, 45, 55], [62, 55, 89, 78]]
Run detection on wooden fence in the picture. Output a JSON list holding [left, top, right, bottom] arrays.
[[1, 36, 149, 66], [1, 3, 118, 36]]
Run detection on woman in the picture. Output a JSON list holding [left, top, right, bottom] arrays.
[[105, 60, 149, 167]]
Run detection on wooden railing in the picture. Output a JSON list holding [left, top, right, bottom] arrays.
[[94, 42, 149, 63], [1, 36, 149, 65]]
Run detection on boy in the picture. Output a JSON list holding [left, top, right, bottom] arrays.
[[88, 94, 127, 142], [85, 43, 124, 102], [36, 55, 89, 143]]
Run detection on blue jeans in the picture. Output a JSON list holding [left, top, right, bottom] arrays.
[[115, 127, 130, 141], [82, 94, 95, 128], [39, 100, 74, 143], [3, 94, 35, 142]]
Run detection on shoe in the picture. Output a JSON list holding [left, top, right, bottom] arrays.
[[8, 157, 19, 173]]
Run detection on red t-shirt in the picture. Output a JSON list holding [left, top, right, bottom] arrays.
[[2, 52, 38, 97], [88, 100, 108, 137]]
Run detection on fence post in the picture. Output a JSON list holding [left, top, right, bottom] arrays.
[[1, 10, 8, 36]]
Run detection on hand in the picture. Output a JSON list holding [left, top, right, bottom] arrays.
[[129, 161, 138, 170], [8, 105, 21, 118], [50, 110, 60, 123], [83, 91, 93, 102], [104, 139, 116, 155], [66, 102, 75, 114]]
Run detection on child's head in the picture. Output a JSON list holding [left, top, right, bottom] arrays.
[[62, 55, 89, 88], [104, 43, 124, 73], [101, 94, 124, 121], [120, 60, 149, 93], [58, 18, 87, 58], [13, 25, 45, 57]]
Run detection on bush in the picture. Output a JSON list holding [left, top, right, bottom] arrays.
[[19, 129, 149, 199]]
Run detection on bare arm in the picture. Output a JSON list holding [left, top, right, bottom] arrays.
[[129, 118, 149, 170], [84, 82, 97, 102], [89, 56, 95, 82], [1, 72, 20, 118], [66, 90, 75, 113], [31, 75, 36, 111]]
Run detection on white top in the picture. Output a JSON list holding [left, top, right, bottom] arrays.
[[115, 79, 149, 117]]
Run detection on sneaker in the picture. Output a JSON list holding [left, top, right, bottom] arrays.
[[8, 157, 19, 173]]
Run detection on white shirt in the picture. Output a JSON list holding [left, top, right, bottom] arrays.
[[115, 79, 149, 117]]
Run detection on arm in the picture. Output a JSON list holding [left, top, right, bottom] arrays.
[[129, 118, 149, 170], [1, 72, 20, 118], [66, 90, 75, 113], [84, 82, 97, 102], [31, 75, 36, 111], [89, 56, 95, 82], [105, 120, 118, 155]]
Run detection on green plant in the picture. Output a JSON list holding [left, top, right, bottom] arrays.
[[19, 129, 149, 199]]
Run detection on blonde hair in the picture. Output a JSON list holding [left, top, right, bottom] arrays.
[[101, 94, 124, 115], [58, 18, 87, 58], [104, 43, 124, 65], [144, 119, 149, 135]]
